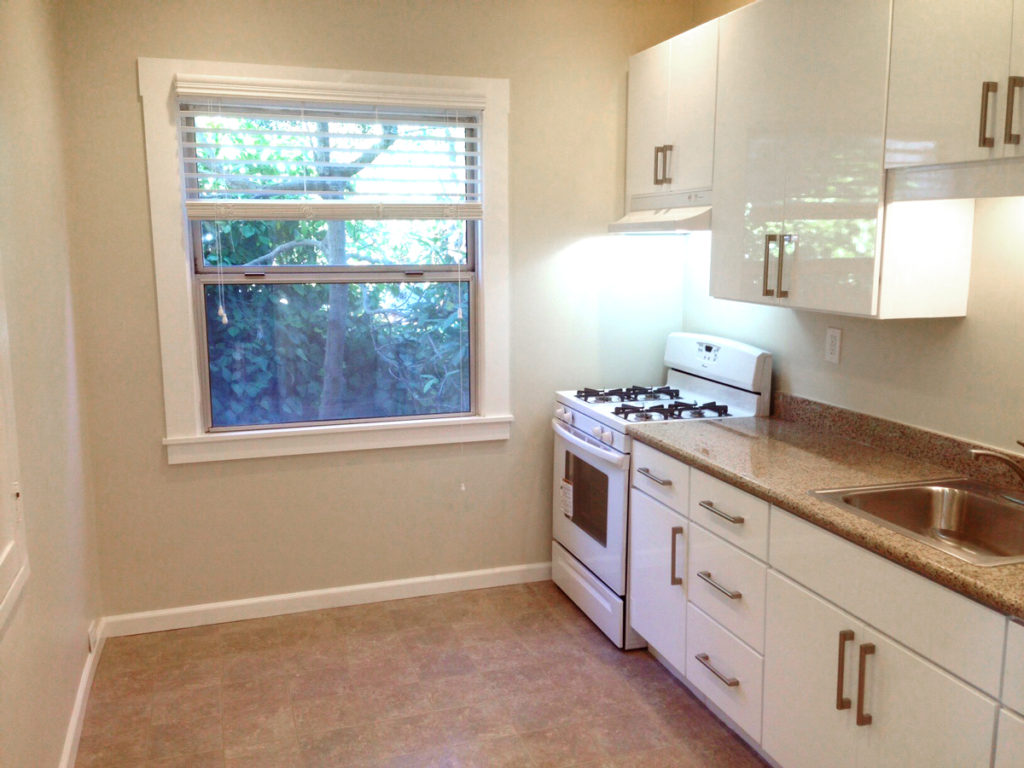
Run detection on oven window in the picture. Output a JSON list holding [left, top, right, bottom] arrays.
[[568, 452, 609, 546]]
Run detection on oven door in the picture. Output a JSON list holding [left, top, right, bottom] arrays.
[[551, 418, 629, 595]]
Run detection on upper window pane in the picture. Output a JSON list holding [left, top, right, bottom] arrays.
[[179, 102, 481, 204], [197, 219, 470, 269]]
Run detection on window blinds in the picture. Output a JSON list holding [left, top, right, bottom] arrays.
[[177, 99, 483, 222]]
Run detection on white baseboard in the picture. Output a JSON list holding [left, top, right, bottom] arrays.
[[58, 631, 105, 768], [62, 561, 550, 767], [100, 560, 551, 638]]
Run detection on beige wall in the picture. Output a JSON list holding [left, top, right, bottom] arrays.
[[0, 0, 100, 765], [57, 0, 697, 616], [680, 197, 1024, 452]]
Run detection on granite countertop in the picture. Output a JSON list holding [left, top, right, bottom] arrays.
[[628, 416, 1024, 620]]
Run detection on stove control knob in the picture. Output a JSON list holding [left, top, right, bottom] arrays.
[[555, 407, 573, 424], [591, 427, 613, 445]]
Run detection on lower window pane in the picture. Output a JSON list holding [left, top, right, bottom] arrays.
[[204, 281, 471, 427]]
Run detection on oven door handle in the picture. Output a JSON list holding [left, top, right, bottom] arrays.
[[551, 419, 630, 471]]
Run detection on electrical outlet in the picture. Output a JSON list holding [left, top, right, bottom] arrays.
[[825, 327, 842, 364]]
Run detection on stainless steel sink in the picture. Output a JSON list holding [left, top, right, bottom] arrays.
[[813, 479, 1024, 566]]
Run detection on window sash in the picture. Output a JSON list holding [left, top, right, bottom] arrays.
[[188, 218, 479, 274], [194, 275, 475, 433]]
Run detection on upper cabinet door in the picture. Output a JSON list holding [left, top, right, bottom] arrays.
[[886, 0, 1013, 167], [666, 20, 718, 194], [711, 0, 889, 314], [1005, 0, 1024, 158], [710, 0, 789, 305], [779, 0, 890, 315], [626, 41, 672, 199]]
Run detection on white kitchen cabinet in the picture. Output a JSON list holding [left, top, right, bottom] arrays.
[[689, 468, 769, 560], [687, 523, 766, 652], [710, 0, 973, 318], [996, 708, 1024, 768], [632, 442, 689, 512], [627, 489, 688, 674], [885, 0, 1021, 168], [625, 20, 717, 207], [1010, 5, 1024, 160], [1003, 619, 1024, 715], [686, 602, 764, 742], [625, 40, 671, 200], [764, 572, 998, 768], [711, 0, 890, 315], [770, 508, 1005, 696]]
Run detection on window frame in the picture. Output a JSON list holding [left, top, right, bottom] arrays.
[[138, 59, 511, 463]]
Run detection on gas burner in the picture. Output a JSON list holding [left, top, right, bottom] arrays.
[[613, 403, 667, 422], [671, 401, 729, 419], [576, 387, 630, 403], [624, 385, 680, 402]]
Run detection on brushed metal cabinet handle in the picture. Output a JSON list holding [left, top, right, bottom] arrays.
[[980, 81, 998, 148], [762, 234, 777, 297], [856, 642, 876, 726], [638, 467, 672, 487], [1006, 76, 1023, 145], [777, 234, 792, 299], [661, 144, 673, 185], [698, 500, 745, 525], [836, 629, 855, 710], [696, 570, 742, 600], [695, 653, 739, 687], [670, 525, 684, 586]]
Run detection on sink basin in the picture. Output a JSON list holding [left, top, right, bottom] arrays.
[[813, 479, 1024, 566]]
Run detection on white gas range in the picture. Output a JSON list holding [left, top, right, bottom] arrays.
[[551, 332, 772, 649]]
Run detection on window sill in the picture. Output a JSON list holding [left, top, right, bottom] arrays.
[[162, 414, 514, 464]]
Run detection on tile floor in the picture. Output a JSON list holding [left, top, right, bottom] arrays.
[[76, 581, 768, 767]]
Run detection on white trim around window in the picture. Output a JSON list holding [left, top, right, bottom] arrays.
[[137, 58, 512, 463]]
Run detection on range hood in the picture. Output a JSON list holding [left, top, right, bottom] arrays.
[[608, 205, 711, 234], [609, 188, 712, 234]]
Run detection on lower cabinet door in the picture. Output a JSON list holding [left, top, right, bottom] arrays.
[[763, 572, 859, 768], [627, 489, 687, 673], [858, 621, 997, 768], [995, 708, 1024, 768], [764, 572, 997, 768]]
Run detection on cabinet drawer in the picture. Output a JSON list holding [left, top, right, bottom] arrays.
[[770, 508, 1005, 696], [996, 707, 1024, 768], [688, 523, 767, 652], [632, 443, 689, 512], [1004, 619, 1024, 716], [686, 602, 763, 743], [689, 468, 769, 559]]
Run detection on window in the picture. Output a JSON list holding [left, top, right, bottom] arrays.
[[139, 61, 511, 462]]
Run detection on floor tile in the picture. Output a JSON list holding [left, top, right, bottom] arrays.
[[76, 581, 768, 768]]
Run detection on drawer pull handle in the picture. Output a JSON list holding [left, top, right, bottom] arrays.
[[836, 629, 854, 710], [856, 642, 875, 726], [696, 570, 742, 600], [695, 653, 739, 687], [670, 526, 684, 586], [1006, 76, 1023, 145], [980, 80, 998, 148], [638, 467, 672, 487], [698, 500, 744, 525]]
